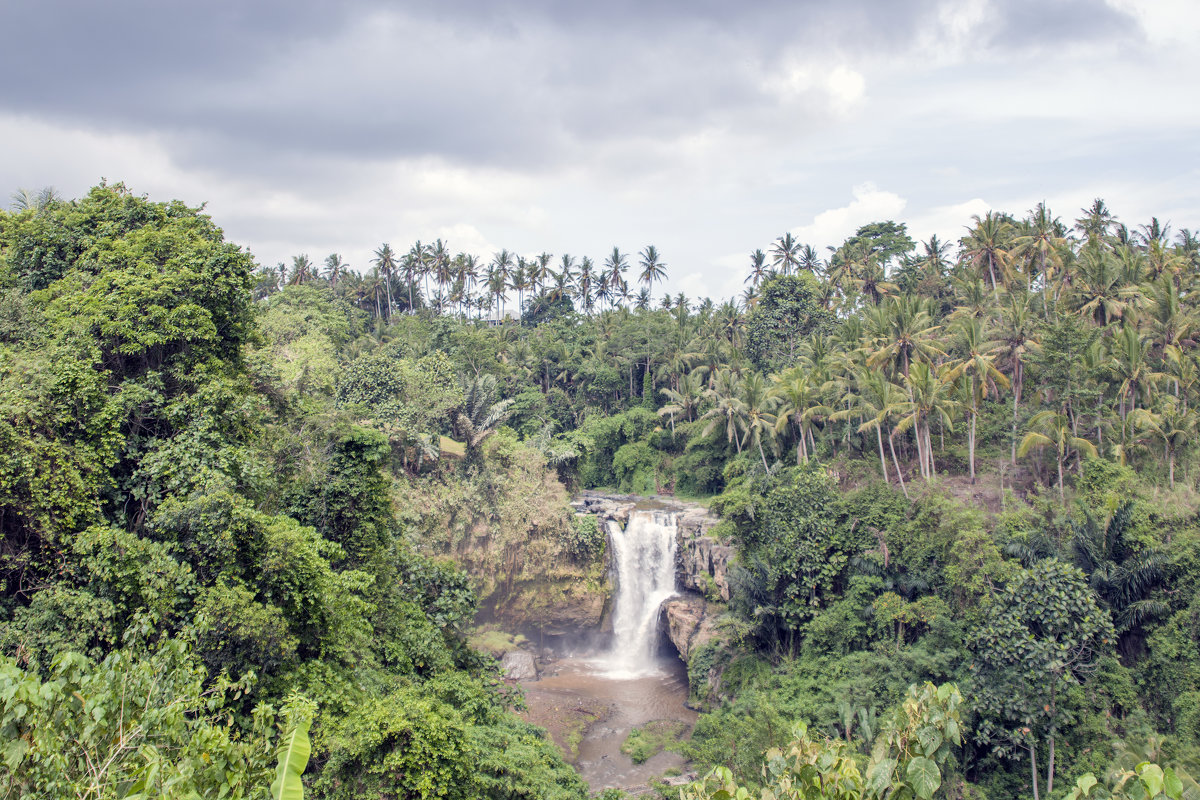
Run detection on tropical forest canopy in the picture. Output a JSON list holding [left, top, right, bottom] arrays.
[[2, 182, 1200, 800]]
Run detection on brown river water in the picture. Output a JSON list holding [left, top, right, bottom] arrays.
[[519, 651, 697, 792]]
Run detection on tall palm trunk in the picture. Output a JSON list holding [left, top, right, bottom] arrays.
[[888, 428, 909, 499], [925, 424, 936, 479], [875, 425, 889, 482], [969, 411, 977, 484]]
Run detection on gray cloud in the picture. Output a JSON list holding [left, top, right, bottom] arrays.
[[3, 0, 1189, 289], [3, 0, 1139, 179]]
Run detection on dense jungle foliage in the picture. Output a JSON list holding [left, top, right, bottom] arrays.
[[3, 184, 1200, 799]]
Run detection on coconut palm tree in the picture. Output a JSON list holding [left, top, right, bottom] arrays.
[[771, 367, 830, 464], [746, 249, 768, 287], [988, 291, 1041, 464], [866, 296, 945, 379], [658, 371, 705, 431], [961, 211, 1013, 293], [1129, 397, 1197, 489], [1074, 198, 1116, 246], [1018, 411, 1098, 502], [372, 244, 398, 319], [577, 257, 595, 315], [944, 318, 1010, 483], [1108, 323, 1166, 419], [893, 361, 959, 481], [830, 369, 909, 496], [701, 370, 746, 455], [490, 249, 514, 317], [770, 232, 802, 275], [1070, 245, 1139, 326], [289, 254, 315, 284], [1013, 202, 1068, 302], [738, 372, 779, 470], [798, 244, 823, 274], [322, 253, 348, 289]]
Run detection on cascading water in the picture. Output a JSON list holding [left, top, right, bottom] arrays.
[[601, 510, 679, 677]]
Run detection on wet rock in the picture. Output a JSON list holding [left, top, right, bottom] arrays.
[[662, 594, 716, 661], [500, 650, 538, 680]]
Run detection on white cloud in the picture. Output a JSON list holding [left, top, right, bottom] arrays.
[[763, 62, 867, 115], [790, 183, 908, 250], [902, 197, 991, 252]]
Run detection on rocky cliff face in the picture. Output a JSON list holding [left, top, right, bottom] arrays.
[[660, 595, 717, 661], [675, 508, 731, 601]]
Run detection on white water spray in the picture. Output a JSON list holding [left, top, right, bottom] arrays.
[[601, 510, 678, 677]]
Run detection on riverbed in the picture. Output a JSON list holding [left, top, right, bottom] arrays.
[[519, 651, 697, 792]]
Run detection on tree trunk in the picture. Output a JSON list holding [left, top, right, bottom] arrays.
[[1047, 683, 1058, 797], [1030, 743, 1041, 800], [888, 429, 909, 499], [1057, 455, 1065, 503], [969, 411, 977, 484], [925, 425, 936, 479], [1011, 369, 1021, 466], [876, 425, 889, 482], [913, 422, 926, 479]]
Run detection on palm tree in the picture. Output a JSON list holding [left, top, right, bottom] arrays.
[[604, 247, 628, 308], [1146, 277, 1196, 355], [290, 254, 314, 284], [577, 257, 595, 315], [10, 186, 60, 213], [830, 370, 908, 495], [1013, 203, 1067, 304], [865, 296, 944, 379], [1108, 323, 1165, 419], [746, 249, 768, 287], [770, 232, 802, 275], [1070, 245, 1138, 326], [453, 374, 515, 463], [988, 291, 1041, 464], [961, 211, 1013, 293], [738, 372, 779, 470], [558, 254, 578, 299], [1067, 502, 1169, 646], [893, 361, 959, 481], [459, 254, 480, 318], [490, 249, 514, 317], [1130, 397, 1197, 489], [322, 253, 348, 289], [659, 371, 705, 431], [429, 239, 450, 303], [638, 245, 667, 299], [1018, 411, 1098, 502], [701, 370, 747, 455], [371, 244, 397, 319], [944, 318, 1010, 483], [798, 244, 823, 274], [486, 266, 506, 319], [771, 367, 830, 464], [1074, 198, 1116, 246], [406, 240, 428, 313], [511, 262, 529, 316]]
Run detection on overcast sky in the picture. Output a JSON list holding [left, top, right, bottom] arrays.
[[3, 0, 1198, 302]]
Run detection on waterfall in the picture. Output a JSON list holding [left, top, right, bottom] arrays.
[[601, 510, 678, 677]]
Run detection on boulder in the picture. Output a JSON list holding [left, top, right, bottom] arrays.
[[500, 650, 538, 680]]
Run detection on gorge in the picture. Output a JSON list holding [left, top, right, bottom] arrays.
[[506, 494, 729, 793]]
